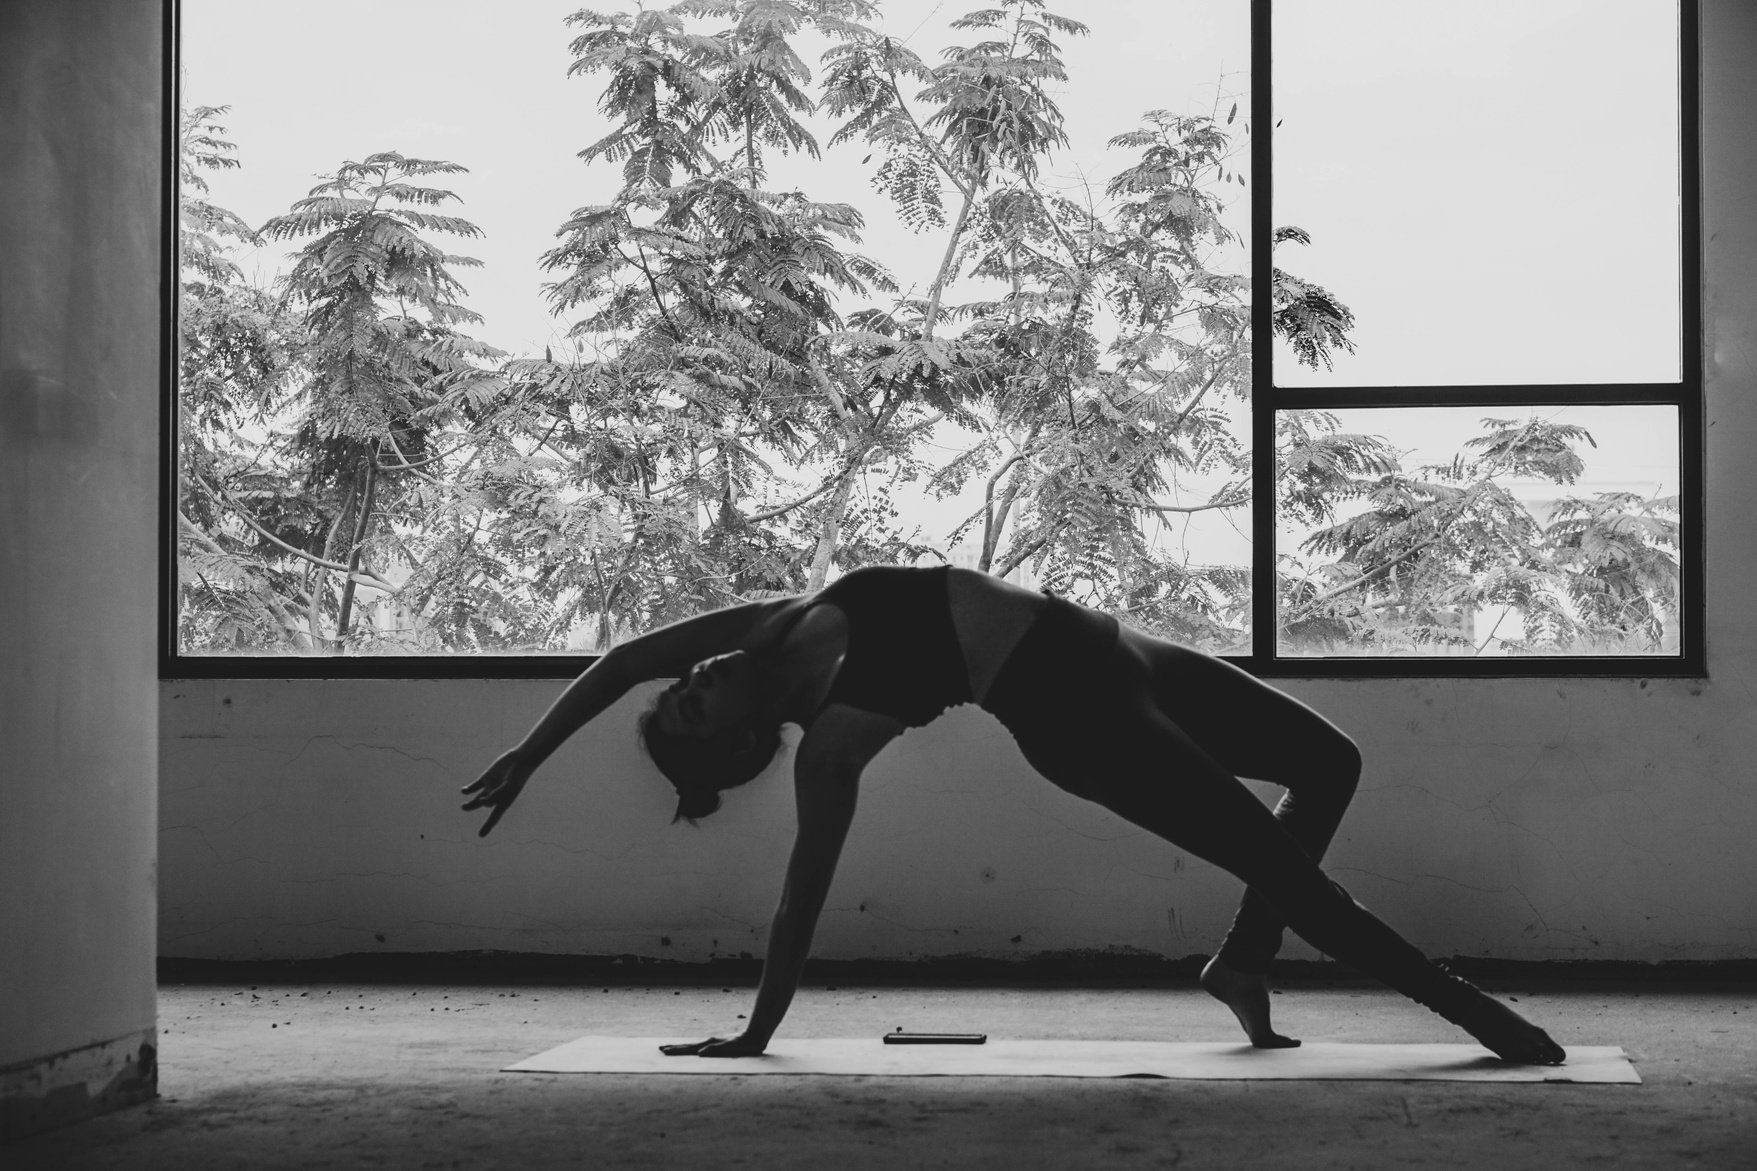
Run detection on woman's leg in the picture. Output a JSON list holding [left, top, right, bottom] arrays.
[[1078, 693, 1563, 1063], [1119, 633, 1362, 1040]]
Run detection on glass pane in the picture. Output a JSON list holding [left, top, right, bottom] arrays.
[[177, 1, 1252, 657], [1275, 405, 1682, 657], [1273, 1, 1681, 387]]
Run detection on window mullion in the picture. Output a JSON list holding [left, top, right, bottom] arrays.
[[1249, 0, 1275, 672]]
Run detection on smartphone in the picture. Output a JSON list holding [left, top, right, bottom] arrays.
[[882, 1030, 987, 1045]]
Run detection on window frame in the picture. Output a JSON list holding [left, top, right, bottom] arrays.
[[1248, 0, 1704, 679], [160, 0, 1705, 681]]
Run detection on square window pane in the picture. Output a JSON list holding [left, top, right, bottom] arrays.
[[176, 1, 1253, 657], [1275, 405, 1682, 657], [1273, 1, 1682, 387]]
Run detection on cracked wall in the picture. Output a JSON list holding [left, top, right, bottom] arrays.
[[160, 2, 1757, 967]]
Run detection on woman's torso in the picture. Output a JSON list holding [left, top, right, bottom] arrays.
[[771, 565, 1048, 728]]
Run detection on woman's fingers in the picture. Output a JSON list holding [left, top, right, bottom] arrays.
[[697, 1036, 765, 1057], [461, 753, 533, 835], [659, 1038, 721, 1056], [477, 801, 511, 837], [466, 779, 517, 833], [462, 752, 523, 796], [460, 773, 502, 805], [659, 1036, 764, 1057]]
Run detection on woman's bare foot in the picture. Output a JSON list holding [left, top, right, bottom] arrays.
[[1451, 990, 1567, 1065], [1201, 955, 1300, 1048]]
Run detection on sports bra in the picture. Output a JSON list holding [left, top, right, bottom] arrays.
[[810, 565, 971, 727]]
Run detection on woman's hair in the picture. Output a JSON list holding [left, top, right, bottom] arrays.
[[636, 701, 783, 825]]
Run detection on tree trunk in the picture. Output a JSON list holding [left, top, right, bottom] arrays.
[[978, 453, 1026, 572], [304, 478, 358, 650], [806, 461, 860, 590], [921, 185, 978, 341], [333, 458, 378, 647]]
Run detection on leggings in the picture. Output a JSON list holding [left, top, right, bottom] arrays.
[[981, 595, 1467, 1014]]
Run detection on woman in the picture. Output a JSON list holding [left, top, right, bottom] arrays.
[[461, 564, 1565, 1064]]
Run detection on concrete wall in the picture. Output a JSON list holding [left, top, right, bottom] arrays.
[[1, 0, 161, 1139], [160, 3, 1757, 968]]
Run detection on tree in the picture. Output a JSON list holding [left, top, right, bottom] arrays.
[[180, 3, 1374, 654], [178, 4, 1678, 659], [257, 152, 516, 651], [1281, 417, 1681, 655], [176, 105, 313, 651], [179, 145, 528, 654], [820, 8, 1370, 645], [541, 0, 946, 648]]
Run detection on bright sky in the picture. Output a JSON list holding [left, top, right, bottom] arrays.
[[1274, 0, 1681, 389], [182, 0, 1682, 569]]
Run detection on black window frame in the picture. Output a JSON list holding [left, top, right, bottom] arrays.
[[160, 0, 1705, 681], [1249, 0, 1704, 679]]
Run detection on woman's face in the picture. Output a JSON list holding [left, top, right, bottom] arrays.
[[651, 652, 759, 740]]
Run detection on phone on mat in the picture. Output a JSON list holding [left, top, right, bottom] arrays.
[[883, 1031, 987, 1044]]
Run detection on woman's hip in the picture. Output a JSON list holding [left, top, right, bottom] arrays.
[[979, 595, 1138, 793]]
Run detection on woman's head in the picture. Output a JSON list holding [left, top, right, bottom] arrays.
[[637, 651, 782, 823]]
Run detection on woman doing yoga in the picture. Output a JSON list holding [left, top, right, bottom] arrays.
[[461, 564, 1566, 1065]]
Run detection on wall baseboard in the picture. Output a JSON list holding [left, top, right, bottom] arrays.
[[0, 1028, 157, 1143], [158, 951, 1757, 988]]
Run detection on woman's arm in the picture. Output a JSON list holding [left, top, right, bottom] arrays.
[[514, 654, 638, 763], [607, 595, 805, 685], [738, 755, 861, 1047], [662, 706, 901, 1056], [460, 653, 639, 836], [461, 594, 805, 836]]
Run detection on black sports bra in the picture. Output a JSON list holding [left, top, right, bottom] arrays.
[[810, 565, 971, 727]]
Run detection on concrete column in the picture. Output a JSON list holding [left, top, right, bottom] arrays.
[[0, 0, 162, 1140]]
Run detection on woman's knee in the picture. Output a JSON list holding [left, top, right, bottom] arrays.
[[1329, 731, 1363, 790], [1264, 718, 1360, 796]]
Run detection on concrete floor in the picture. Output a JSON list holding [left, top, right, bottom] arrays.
[[11, 979, 1756, 1169]]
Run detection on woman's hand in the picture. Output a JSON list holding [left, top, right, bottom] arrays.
[[460, 748, 538, 837], [659, 1034, 769, 1058]]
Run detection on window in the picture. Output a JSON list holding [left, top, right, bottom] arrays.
[[166, 0, 1700, 678], [1257, 0, 1699, 673]]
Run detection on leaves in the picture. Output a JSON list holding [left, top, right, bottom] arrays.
[[1278, 417, 1681, 656]]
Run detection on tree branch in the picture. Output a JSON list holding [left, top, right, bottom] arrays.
[[994, 530, 1054, 580], [1124, 492, 1249, 515], [628, 243, 682, 339], [979, 452, 1028, 568], [883, 55, 975, 202], [1280, 529, 1452, 625], [178, 513, 313, 649], [195, 475, 397, 592], [1279, 429, 1540, 627], [1171, 358, 1234, 432], [741, 473, 842, 523]]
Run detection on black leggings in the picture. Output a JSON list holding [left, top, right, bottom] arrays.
[[981, 595, 1465, 1013]]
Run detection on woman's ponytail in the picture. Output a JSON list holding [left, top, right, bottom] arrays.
[[672, 785, 724, 825]]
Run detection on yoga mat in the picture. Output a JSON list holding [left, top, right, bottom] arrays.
[[505, 1037, 1640, 1083]]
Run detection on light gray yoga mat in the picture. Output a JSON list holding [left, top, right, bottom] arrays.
[[505, 1037, 1640, 1083]]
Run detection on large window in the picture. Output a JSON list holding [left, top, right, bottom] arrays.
[[166, 0, 1700, 677], [1260, 0, 1698, 673]]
